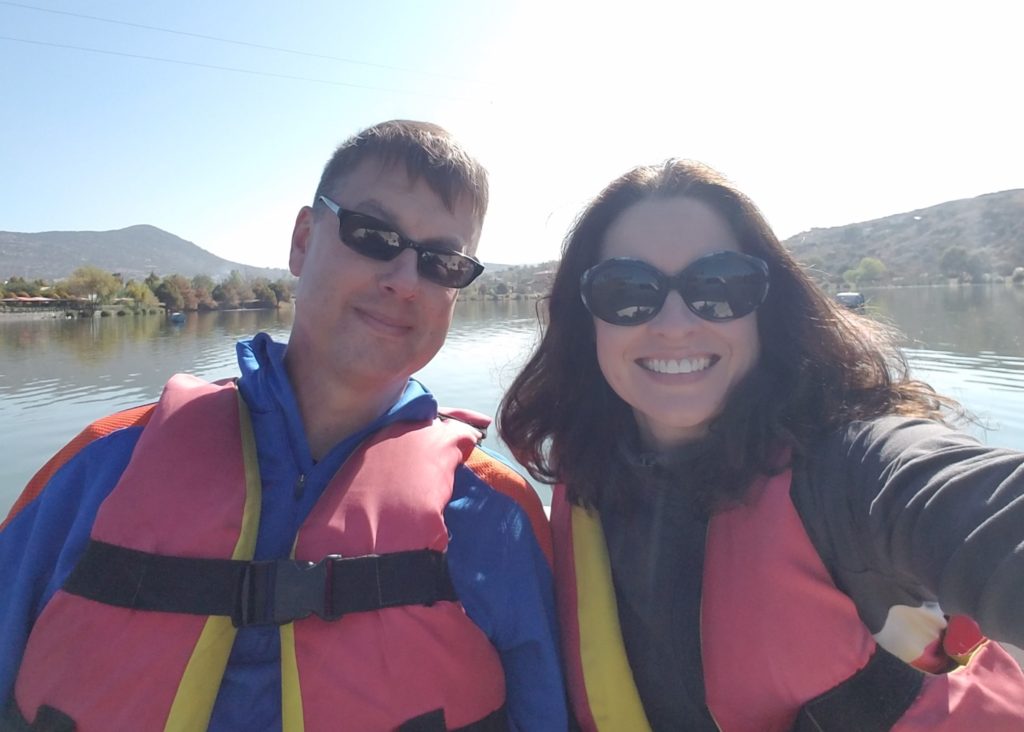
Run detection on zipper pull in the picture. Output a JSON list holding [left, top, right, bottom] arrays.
[[294, 473, 306, 500]]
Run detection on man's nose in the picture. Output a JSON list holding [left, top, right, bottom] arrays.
[[378, 248, 420, 298]]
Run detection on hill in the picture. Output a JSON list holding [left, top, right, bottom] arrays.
[[4, 189, 1023, 286], [783, 189, 1024, 283], [0, 225, 290, 282]]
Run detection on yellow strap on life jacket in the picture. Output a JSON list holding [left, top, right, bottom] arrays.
[[571, 506, 652, 731], [164, 392, 263, 732]]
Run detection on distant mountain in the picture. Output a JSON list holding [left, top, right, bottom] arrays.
[[783, 189, 1024, 282], [0, 225, 291, 282], [5, 190, 1023, 286]]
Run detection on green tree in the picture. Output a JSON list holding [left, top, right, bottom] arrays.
[[940, 246, 970, 278], [940, 246, 987, 281], [154, 277, 184, 311], [856, 257, 887, 283], [213, 270, 254, 309], [964, 253, 987, 282], [123, 279, 159, 307], [154, 274, 197, 311], [190, 274, 217, 311], [4, 276, 43, 297], [63, 266, 120, 303], [842, 257, 887, 286], [251, 278, 278, 308], [269, 277, 294, 305]]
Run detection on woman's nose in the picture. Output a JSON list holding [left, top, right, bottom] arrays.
[[649, 290, 701, 335]]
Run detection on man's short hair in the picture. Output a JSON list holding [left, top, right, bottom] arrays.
[[314, 120, 489, 236]]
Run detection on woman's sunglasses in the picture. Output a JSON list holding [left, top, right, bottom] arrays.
[[318, 195, 485, 289], [580, 251, 770, 326]]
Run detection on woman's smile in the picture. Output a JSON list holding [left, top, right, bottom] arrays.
[[637, 355, 717, 375]]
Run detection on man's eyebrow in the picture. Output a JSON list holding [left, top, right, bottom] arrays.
[[353, 198, 395, 223], [353, 198, 467, 253]]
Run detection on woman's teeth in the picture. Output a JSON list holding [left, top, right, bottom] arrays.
[[640, 357, 713, 374]]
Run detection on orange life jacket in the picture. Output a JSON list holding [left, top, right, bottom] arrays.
[[13, 374, 506, 732], [553, 467, 1024, 731]]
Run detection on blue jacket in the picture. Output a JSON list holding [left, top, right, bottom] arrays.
[[0, 333, 567, 730]]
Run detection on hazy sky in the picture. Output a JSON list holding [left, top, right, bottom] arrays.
[[1, 0, 1021, 269]]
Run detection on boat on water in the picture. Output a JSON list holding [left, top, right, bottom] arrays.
[[169, 312, 186, 324], [835, 292, 866, 309]]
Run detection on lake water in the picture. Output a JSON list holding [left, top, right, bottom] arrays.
[[2, 286, 1024, 516]]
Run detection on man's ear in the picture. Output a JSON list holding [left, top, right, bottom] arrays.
[[289, 206, 315, 277]]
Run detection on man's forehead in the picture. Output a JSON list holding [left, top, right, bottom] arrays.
[[333, 160, 480, 253]]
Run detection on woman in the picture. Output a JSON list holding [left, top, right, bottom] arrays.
[[499, 160, 1024, 731]]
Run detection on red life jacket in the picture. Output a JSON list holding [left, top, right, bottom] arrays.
[[13, 374, 506, 732], [553, 466, 1024, 731]]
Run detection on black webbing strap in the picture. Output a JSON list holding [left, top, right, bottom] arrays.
[[62, 539, 457, 628], [792, 644, 925, 732], [1, 700, 75, 732], [398, 705, 507, 732]]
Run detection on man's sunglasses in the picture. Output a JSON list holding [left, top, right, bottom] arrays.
[[318, 195, 485, 289], [580, 250, 770, 326]]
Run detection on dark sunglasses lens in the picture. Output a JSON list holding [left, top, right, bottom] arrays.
[[417, 249, 481, 289], [585, 261, 665, 325], [340, 217, 403, 262], [339, 212, 481, 288], [683, 253, 769, 321]]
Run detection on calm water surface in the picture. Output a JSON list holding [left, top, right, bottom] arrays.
[[2, 287, 1024, 515]]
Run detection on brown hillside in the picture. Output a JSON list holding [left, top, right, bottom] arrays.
[[783, 190, 1024, 282]]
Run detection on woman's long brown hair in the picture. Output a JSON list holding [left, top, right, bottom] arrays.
[[498, 160, 957, 512]]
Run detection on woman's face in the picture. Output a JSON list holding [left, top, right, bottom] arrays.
[[592, 196, 761, 450]]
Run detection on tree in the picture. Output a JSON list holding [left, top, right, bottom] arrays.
[[154, 277, 184, 311], [939, 246, 987, 282], [123, 279, 159, 307], [856, 257, 887, 283], [190, 274, 217, 311], [213, 270, 254, 309], [154, 274, 197, 311], [4, 276, 44, 297], [64, 266, 120, 303], [269, 277, 294, 305], [940, 247, 970, 278], [842, 257, 887, 286], [251, 278, 278, 308]]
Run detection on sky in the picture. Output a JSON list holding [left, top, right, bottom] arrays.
[[1, 0, 1022, 270]]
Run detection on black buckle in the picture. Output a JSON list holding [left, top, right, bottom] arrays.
[[234, 556, 341, 627]]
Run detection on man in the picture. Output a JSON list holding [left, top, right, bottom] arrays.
[[0, 120, 567, 731]]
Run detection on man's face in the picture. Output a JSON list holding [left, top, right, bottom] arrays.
[[287, 157, 480, 397]]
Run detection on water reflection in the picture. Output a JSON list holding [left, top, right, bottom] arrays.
[[419, 299, 544, 484], [866, 285, 1024, 355], [1, 310, 293, 409], [2, 290, 1023, 515], [863, 284, 1024, 450]]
